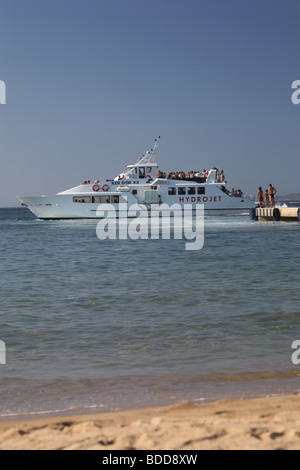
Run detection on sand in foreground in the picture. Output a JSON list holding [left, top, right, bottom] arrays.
[[1, 394, 300, 450]]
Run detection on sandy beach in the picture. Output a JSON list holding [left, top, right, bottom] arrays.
[[1, 394, 300, 450]]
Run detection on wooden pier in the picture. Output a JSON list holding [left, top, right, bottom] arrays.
[[250, 207, 300, 222]]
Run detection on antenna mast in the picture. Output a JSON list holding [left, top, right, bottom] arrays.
[[138, 136, 161, 163], [152, 136, 161, 154]]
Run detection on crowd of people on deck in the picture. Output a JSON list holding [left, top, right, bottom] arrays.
[[257, 184, 277, 208], [157, 167, 226, 183]]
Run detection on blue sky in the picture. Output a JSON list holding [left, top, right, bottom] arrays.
[[0, 0, 299, 206]]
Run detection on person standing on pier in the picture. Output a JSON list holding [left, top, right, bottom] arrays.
[[257, 187, 264, 208], [269, 184, 277, 208], [264, 189, 270, 208]]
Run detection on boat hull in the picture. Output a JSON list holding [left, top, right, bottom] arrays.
[[18, 195, 255, 220]]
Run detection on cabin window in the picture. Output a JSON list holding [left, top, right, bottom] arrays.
[[139, 168, 146, 178], [73, 196, 92, 203], [168, 188, 176, 196], [197, 187, 205, 195], [132, 190, 138, 195], [146, 167, 152, 174], [91, 196, 111, 203], [188, 187, 196, 195], [100, 196, 111, 203], [178, 187, 186, 195], [112, 195, 126, 204]]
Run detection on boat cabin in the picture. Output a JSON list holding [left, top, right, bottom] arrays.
[[115, 151, 159, 181]]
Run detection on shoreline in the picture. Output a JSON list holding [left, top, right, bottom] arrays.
[[1, 393, 300, 450], [1, 369, 300, 425]]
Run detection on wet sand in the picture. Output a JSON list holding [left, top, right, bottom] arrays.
[[1, 394, 300, 450]]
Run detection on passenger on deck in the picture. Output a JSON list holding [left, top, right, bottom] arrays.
[[221, 186, 229, 195]]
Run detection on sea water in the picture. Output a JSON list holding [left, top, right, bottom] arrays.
[[0, 207, 300, 418]]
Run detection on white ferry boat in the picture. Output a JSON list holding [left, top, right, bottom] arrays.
[[18, 138, 256, 219]]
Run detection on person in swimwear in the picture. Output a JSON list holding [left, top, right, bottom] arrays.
[[257, 187, 264, 208], [269, 184, 277, 208], [264, 189, 270, 208]]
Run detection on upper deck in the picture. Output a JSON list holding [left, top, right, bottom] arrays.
[[58, 136, 229, 197]]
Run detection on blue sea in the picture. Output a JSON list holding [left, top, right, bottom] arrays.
[[0, 206, 300, 419]]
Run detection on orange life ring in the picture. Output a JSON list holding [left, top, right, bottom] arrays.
[[92, 184, 100, 192], [102, 184, 110, 192]]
